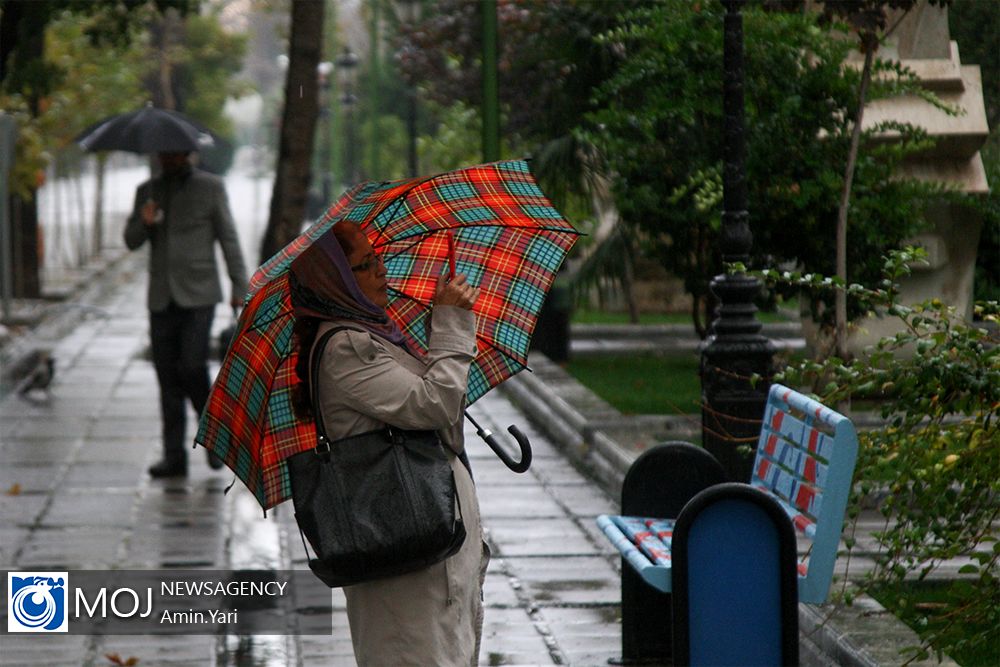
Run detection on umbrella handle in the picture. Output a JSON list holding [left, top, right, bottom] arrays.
[[465, 411, 532, 473]]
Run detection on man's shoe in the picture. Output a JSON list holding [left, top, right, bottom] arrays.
[[148, 459, 187, 478], [205, 449, 225, 470]]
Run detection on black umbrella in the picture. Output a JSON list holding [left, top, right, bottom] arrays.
[[75, 104, 217, 154]]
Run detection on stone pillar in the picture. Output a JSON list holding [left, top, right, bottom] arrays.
[[804, 2, 991, 355]]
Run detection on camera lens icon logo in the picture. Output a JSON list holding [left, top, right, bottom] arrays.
[[7, 572, 68, 633]]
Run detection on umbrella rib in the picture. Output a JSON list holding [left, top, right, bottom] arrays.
[[386, 287, 529, 368], [376, 223, 581, 257], [368, 173, 442, 248]]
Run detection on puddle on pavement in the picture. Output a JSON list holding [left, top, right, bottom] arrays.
[[223, 634, 290, 666], [228, 489, 282, 570], [530, 578, 607, 601]]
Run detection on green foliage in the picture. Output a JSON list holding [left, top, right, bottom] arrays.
[[414, 100, 484, 175], [870, 580, 1000, 666], [1, 9, 149, 198], [175, 10, 250, 138], [949, 0, 999, 130], [581, 2, 946, 336], [764, 248, 1000, 661]]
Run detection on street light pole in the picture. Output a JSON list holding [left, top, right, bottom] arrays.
[[318, 60, 334, 203], [395, 0, 421, 177], [700, 0, 775, 481], [369, 0, 381, 180], [481, 0, 500, 162], [336, 47, 360, 186]]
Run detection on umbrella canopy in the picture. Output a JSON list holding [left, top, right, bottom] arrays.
[[196, 159, 580, 510], [76, 104, 216, 154]]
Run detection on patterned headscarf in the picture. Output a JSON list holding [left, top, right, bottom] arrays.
[[289, 222, 406, 348]]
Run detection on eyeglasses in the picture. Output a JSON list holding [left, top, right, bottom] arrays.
[[350, 253, 384, 274]]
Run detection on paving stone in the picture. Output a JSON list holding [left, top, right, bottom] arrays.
[[15, 398, 105, 419], [472, 463, 539, 486], [88, 417, 159, 439], [46, 381, 116, 400], [505, 556, 619, 606], [483, 570, 522, 608], [91, 635, 218, 665], [62, 462, 145, 489], [43, 491, 136, 528], [488, 516, 603, 557], [3, 417, 94, 441], [0, 493, 50, 527], [530, 461, 594, 486], [0, 401, 49, 420], [0, 462, 67, 493], [546, 483, 617, 518], [0, 635, 92, 667], [17, 526, 126, 568], [0, 438, 81, 463], [77, 439, 153, 464], [477, 484, 567, 518], [0, 526, 30, 563]]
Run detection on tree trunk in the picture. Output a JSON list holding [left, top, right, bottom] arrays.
[[148, 10, 184, 110], [834, 45, 875, 362], [621, 230, 640, 324], [93, 155, 106, 253], [74, 168, 87, 267], [1, 0, 46, 299], [259, 0, 325, 263]]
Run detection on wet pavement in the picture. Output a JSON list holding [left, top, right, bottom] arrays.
[[0, 251, 623, 666]]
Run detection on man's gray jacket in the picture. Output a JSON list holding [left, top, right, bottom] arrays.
[[124, 169, 248, 313]]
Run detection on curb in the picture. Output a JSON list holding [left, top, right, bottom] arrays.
[[0, 248, 131, 398], [498, 354, 957, 667]]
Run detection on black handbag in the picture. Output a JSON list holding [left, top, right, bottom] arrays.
[[288, 327, 467, 588]]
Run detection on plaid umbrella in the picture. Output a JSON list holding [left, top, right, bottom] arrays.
[[196, 159, 579, 510]]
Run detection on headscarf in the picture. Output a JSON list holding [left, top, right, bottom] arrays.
[[289, 222, 407, 348]]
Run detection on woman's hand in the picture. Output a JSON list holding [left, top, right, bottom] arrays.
[[433, 273, 480, 310]]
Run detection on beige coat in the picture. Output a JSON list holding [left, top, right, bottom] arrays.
[[313, 306, 489, 667]]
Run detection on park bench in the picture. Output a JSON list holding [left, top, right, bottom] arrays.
[[597, 383, 859, 664]]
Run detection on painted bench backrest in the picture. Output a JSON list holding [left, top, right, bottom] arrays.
[[752, 384, 859, 604]]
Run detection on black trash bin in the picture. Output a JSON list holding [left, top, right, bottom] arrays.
[[531, 279, 572, 362]]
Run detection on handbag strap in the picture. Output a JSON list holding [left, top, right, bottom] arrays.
[[309, 326, 354, 458]]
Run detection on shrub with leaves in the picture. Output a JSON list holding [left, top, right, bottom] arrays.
[[762, 248, 999, 661]]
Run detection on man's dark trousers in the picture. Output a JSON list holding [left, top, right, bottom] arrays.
[[150, 301, 215, 467]]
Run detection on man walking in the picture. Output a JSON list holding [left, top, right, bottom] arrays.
[[125, 151, 248, 477]]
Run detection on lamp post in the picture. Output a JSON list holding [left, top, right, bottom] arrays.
[[700, 0, 775, 481], [317, 60, 334, 203], [481, 0, 500, 162], [395, 0, 421, 177], [335, 47, 360, 187]]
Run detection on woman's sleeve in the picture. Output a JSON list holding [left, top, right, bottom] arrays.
[[322, 306, 477, 430]]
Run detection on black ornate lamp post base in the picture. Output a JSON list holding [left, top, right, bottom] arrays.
[[700, 0, 775, 481]]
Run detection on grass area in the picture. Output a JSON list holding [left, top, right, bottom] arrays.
[[571, 309, 693, 325], [564, 352, 703, 414], [572, 308, 795, 325], [869, 580, 1000, 666]]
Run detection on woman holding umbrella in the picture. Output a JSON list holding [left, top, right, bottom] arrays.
[[288, 221, 489, 666]]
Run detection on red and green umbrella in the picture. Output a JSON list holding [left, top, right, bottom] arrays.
[[196, 159, 580, 510]]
